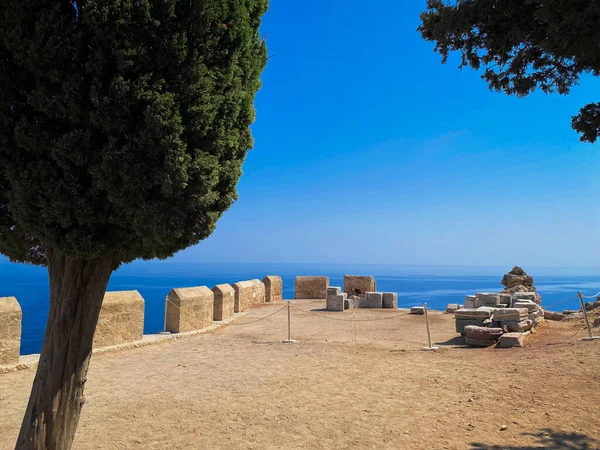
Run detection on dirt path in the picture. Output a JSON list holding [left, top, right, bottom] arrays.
[[1, 301, 599, 449]]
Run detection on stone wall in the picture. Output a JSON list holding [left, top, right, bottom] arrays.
[[343, 276, 376, 297], [294, 276, 329, 299], [94, 291, 144, 348], [0, 297, 21, 365], [263, 276, 283, 302], [166, 286, 214, 333], [212, 284, 235, 321]]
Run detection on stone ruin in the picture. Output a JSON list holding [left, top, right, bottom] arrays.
[[452, 267, 544, 348], [325, 276, 397, 311]]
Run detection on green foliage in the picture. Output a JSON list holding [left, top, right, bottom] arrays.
[[418, 0, 600, 142], [0, 0, 268, 265]]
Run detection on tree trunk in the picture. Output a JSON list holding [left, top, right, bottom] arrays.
[[16, 248, 115, 450]]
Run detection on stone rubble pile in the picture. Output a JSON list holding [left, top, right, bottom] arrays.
[[452, 267, 545, 348]]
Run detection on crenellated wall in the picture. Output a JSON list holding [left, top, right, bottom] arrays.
[[0, 275, 283, 365]]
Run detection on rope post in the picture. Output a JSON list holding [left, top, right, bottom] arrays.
[[283, 300, 296, 343], [578, 292, 600, 341], [422, 303, 439, 351]]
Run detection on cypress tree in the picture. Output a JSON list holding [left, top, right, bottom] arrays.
[[0, 1, 268, 448]]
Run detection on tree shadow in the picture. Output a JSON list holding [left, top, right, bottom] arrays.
[[435, 336, 466, 346], [471, 428, 600, 449]]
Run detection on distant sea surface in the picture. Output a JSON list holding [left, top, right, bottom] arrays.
[[1, 261, 599, 355]]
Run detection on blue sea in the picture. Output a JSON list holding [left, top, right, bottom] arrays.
[[1, 260, 599, 356]]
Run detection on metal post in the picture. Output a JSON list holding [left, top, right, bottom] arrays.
[[422, 303, 439, 351], [283, 301, 296, 343], [578, 292, 600, 341]]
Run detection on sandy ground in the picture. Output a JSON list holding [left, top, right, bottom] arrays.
[[1, 300, 599, 450]]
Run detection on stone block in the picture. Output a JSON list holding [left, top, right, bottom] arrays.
[[344, 297, 353, 310], [499, 294, 512, 306], [327, 287, 341, 298], [446, 303, 460, 313], [455, 318, 487, 334], [365, 292, 383, 308], [465, 295, 479, 309], [0, 297, 21, 365], [382, 292, 397, 309], [512, 292, 537, 302], [294, 276, 329, 299], [501, 319, 532, 333], [476, 293, 501, 306], [410, 306, 425, 315], [544, 310, 566, 321], [343, 275, 376, 297], [464, 325, 503, 339], [513, 300, 538, 312], [165, 286, 213, 334], [94, 291, 144, 347], [492, 308, 528, 321], [263, 276, 283, 302], [455, 308, 493, 319], [497, 332, 527, 348], [326, 293, 346, 312], [212, 284, 235, 321]]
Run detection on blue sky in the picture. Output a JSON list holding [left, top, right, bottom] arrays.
[[177, 0, 600, 267], [3, 1, 600, 268]]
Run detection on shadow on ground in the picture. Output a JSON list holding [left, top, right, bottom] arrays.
[[471, 429, 600, 449], [435, 336, 466, 346]]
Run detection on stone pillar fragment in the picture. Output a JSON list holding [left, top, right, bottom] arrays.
[[326, 293, 346, 311]]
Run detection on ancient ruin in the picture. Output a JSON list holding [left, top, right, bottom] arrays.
[[94, 291, 144, 347], [326, 278, 397, 311], [453, 267, 545, 347], [343, 275, 376, 297]]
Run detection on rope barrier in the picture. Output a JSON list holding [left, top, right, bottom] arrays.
[[542, 294, 580, 310], [226, 304, 288, 326], [289, 303, 412, 322], [581, 291, 600, 299]]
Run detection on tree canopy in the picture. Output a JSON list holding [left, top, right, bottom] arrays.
[[0, 0, 268, 266], [418, 0, 600, 142]]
